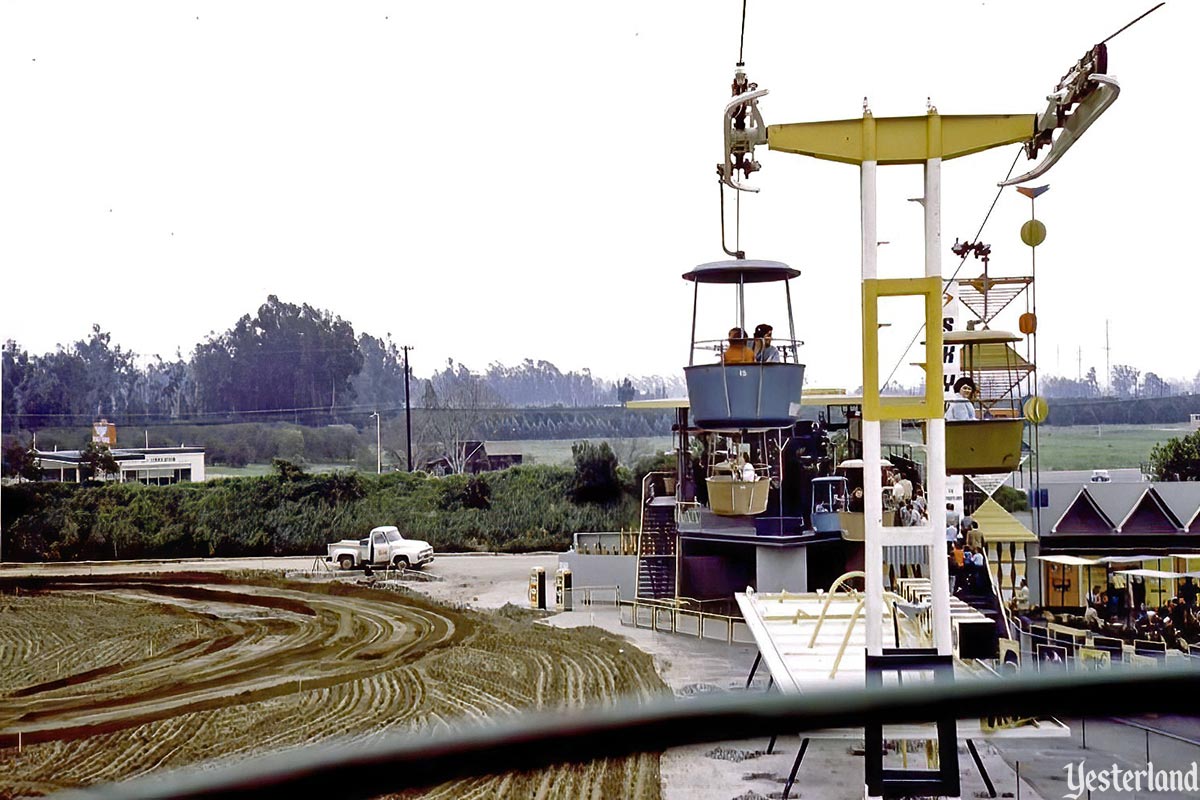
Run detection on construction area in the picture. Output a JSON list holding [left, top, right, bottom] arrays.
[[0, 558, 664, 799], [3, 556, 1198, 800]]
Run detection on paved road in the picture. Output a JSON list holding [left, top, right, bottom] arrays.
[[1036, 468, 1146, 484], [994, 715, 1200, 800], [0, 553, 562, 611], [0, 555, 320, 576]]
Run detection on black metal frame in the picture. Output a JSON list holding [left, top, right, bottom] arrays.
[[864, 649, 959, 800]]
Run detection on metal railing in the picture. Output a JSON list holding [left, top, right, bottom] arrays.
[[692, 336, 804, 364], [619, 598, 750, 645], [565, 585, 621, 606], [675, 499, 702, 530], [1107, 717, 1200, 763], [636, 471, 679, 604], [981, 553, 1016, 640]]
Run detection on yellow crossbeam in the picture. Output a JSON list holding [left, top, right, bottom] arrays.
[[768, 112, 1036, 165]]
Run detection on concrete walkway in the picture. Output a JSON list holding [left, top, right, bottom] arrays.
[[991, 716, 1200, 800], [548, 604, 1037, 800]]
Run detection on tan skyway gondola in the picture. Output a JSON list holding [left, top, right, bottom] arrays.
[[707, 471, 772, 516], [811, 475, 867, 542], [941, 329, 1031, 475]]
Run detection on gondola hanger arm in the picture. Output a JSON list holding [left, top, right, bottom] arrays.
[[719, 67, 769, 193], [999, 40, 1124, 186]]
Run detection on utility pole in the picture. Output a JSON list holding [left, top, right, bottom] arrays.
[[369, 411, 381, 474], [401, 345, 414, 472], [1105, 320, 1111, 395]]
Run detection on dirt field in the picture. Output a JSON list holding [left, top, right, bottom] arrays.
[[0, 572, 666, 799]]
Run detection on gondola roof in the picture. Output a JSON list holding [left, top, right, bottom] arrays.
[[682, 259, 800, 284]]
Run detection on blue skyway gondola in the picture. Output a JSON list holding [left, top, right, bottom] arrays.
[[683, 259, 805, 431]]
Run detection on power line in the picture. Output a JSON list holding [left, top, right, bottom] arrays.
[[1101, 2, 1165, 46], [4, 403, 671, 428], [880, 147, 1023, 389]]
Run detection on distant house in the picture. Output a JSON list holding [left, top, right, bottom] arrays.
[[34, 447, 207, 485], [423, 441, 522, 476], [1034, 482, 1200, 552], [1002, 480, 1200, 610]]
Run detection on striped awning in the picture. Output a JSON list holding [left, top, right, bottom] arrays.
[[973, 497, 1038, 543]]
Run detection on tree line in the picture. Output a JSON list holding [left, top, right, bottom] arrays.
[[1035, 395, 1200, 427], [2, 296, 685, 431], [0, 445, 664, 562], [1038, 365, 1199, 400]]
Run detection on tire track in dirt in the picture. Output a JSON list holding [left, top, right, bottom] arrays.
[[0, 573, 666, 799], [0, 576, 460, 747]]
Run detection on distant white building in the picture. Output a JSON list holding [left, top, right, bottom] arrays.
[[34, 447, 206, 485]]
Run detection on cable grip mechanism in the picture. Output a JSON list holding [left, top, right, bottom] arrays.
[[718, 65, 768, 193]]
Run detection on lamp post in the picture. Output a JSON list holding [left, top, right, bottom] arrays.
[[370, 411, 381, 474]]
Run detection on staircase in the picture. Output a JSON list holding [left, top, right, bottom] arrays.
[[636, 498, 678, 601], [954, 555, 1012, 650]]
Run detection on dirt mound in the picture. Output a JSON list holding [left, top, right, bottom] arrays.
[[0, 574, 666, 798]]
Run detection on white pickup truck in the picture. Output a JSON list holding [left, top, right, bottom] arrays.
[[326, 526, 435, 571]]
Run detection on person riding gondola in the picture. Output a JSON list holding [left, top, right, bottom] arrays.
[[752, 323, 782, 363], [722, 327, 756, 365], [945, 377, 977, 421]]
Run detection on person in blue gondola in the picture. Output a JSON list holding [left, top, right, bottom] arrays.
[[722, 327, 756, 364], [752, 323, 782, 363], [945, 377, 977, 421]]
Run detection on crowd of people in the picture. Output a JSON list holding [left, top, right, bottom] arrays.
[[945, 512, 991, 596], [1081, 575, 1200, 651], [885, 474, 932, 527]]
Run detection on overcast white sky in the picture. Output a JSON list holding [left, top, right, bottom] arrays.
[[2, 1, 1193, 390]]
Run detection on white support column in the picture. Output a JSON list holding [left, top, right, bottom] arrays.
[[924, 158, 941, 278], [862, 159, 883, 656], [863, 420, 884, 656], [925, 157, 952, 656]]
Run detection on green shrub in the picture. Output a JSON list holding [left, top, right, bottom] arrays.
[[993, 484, 1030, 513], [569, 441, 621, 504], [1150, 430, 1200, 481], [1, 459, 641, 562], [462, 475, 492, 510]]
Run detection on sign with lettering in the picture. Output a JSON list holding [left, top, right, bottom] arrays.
[[92, 420, 116, 445], [942, 284, 961, 399]]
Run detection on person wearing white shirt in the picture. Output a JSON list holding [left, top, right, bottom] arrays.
[[945, 377, 977, 421], [739, 457, 756, 482]]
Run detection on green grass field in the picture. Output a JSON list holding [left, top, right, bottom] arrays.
[[206, 425, 1191, 478], [205, 440, 674, 477], [1034, 424, 1191, 471], [485, 437, 676, 467], [207, 462, 358, 479]]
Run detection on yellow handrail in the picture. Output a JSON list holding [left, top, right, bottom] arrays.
[[828, 590, 910, 679], [805, 571, 866, 643], [829, 597, 866, 679]]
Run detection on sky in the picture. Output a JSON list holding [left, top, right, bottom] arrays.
[[2, 1, 1194, 391]]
